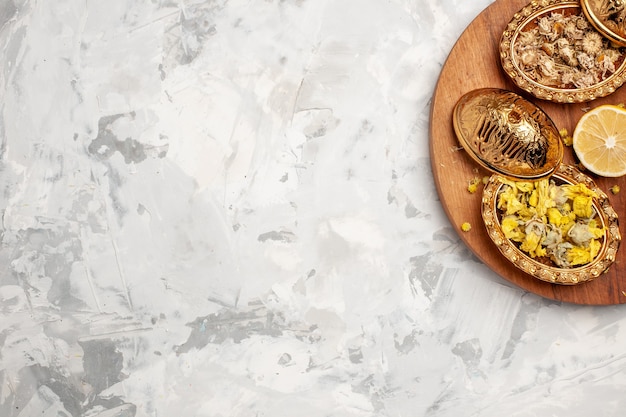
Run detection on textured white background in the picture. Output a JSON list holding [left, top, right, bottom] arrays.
[[1, 0, 626, 416]]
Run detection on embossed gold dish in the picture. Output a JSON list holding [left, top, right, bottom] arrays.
[[453, 88, 621, 284], [581, 0, 626, 46], [500, 0, 626, 103], [482, 164, 621, 285], [453, 88, 563, 179]]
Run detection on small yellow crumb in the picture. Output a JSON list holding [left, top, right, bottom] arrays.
[[461, 222, 471, 232], [482, 176, 489, 185], [617, 103, 625, 109], [611, 185, 620, 195], [559, 128, 573, 146], [467, 177, 481, 194]]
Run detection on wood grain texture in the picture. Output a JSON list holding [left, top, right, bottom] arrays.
[[430, 0, 626, 305]]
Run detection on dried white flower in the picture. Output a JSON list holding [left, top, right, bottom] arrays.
[[582, 31, 603, 55], [541, 42, 555, 56], [575, 15, 589, 30], [577, 52, 595, 70], [513, 11, 625, 89], [599, 54, 617, 77], [559, 45, 578, 66], [563, 20, 584, 39], [574, 72, 597, 89]]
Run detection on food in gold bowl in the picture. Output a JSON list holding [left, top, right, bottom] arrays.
[[453, 88, 621, 285], [482, 164, 621, 285], [500, 0, 626, 103]]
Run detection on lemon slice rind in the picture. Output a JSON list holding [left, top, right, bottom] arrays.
[[573, 105, 626, 178]]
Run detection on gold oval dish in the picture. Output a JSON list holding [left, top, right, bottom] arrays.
[[453, 88, 563, 180], [500, 0, 626, 103], [581, 0, 626, 46], [482, 164, 621, 285]]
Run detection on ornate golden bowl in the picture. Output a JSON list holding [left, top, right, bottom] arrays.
[[453, 88, 563, 180], [500, 0, 626, 103], [581, 0, 626, 47], [482, 164, 621, 285]]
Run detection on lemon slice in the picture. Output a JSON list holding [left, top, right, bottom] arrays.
[[572, 104, 626, 178]]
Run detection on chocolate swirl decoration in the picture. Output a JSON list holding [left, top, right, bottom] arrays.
[[453, 88, 563, 180]]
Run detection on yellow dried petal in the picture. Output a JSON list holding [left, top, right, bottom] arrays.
[[516, 182, 534, 193], [562, 183, 597, 199], [467, 177, 481, 194], [588, 219, 605, 239], [572, 195, 594, 218], [529, 189, 539, 207], [520, 231, 542, 254], [559, 128, 573, 146], [589, 239, 601, 259], [547, 207, 566, 226], [502, 216, 525, 241], [498, 187, 525, 215], [568, 246, 591, 266]]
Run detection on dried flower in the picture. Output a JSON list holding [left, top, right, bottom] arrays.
[[564, 20, 584, 39], [497, 178, 604, 267], [582, 31, 603, 55], [559, 127, 573, 146], [467, 177, 482, 194], [514, 11, 625, 89], [461, 222, 472, 232]]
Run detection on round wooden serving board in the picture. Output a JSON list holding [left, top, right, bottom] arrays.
[[430, 0, 626, 305]]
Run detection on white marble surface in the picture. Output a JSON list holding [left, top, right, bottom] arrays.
[[1, 0, 626, 416]]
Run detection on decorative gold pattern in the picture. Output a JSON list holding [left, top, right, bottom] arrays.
[[581, 0, 626, 45], [482, 164, 621, 285], [500, 0, 626, 103], [453, 88, 563, 179]]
